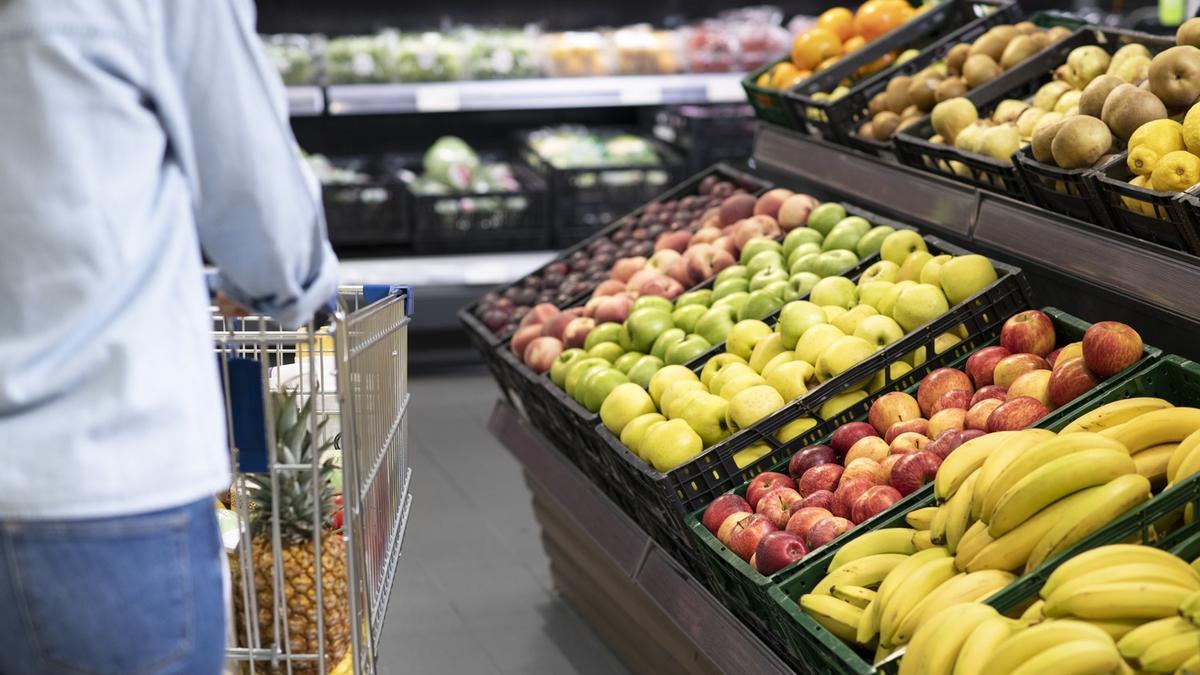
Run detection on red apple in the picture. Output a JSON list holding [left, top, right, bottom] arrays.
[[852, 485, 902, 523], [746, 472, 795, 510], [778, 194, 820, 230], [591, 279, 627, 298], [917, 368, 974, 417], [1008, 369, 1053, 408], [593, 294, 634, 324], [702, 494, 752, 534], [889, 451, 943, 495], [511, 324, 543, 359], [831, 479, 874, 519], [970, 385, 1008, 406], [805, 516, 854, 550], [718, 512, 751, 545], [524, 337, 564, 373], [965, 398, 1004, 431], [1000, 310, 1057, 357], [881, 453, 903, 483], [1082, 321, 1143, 377], [993, 353, 1051, 389], [890, 431, 930, 454], [753, 188, 796, 220], [794, 490, 834, 513], [786, 506, 834, 540], [987, 396, 1049, 431], [966, 346, 1012, 387], [841, 457, 887, 486], [798, 464, 844, 497], [924, 429, 965, 460], [885, 418, 929, 444], [1046, 347, 1063, 368], [757, 487, 805, 528], [755, 531, 808, 575], [789, 444, 837, 479], [928, 407, 967, 438], [562, 316, 596, 349], [959, 429, 987, 443], [610, 257, 647, 283], [1048, 356, 1102, 408], [869, 392, 922, 435], [519, 303, 560, 329], [845, 436, 891, 464], [729, 513, 779, 561], [831, 422, 880, 459], [931, 389, 972, 416]]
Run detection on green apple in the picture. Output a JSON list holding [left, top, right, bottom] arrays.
[[680, 393, 732, 446], [783, 227, 824, 258], [762, 280, 791, 299], [897, 250, 934, 282], [940, 254, 998, 305], [892, 283, 950, 333], [858, 280, 895, 309], [726, 319, 773, 360], [633, 295, 674, 314], [866, 361, 912, 393], [709, 363, 758, 397], [908, 332, 961, 367], [675, 289, 713, 308], [577, 367, 629, 412], [787, 242, 823, 271], [822, 216, 871, 251], [809, 276, 858, 309], [600, 382, 657, 434], [813, 250, 860, 278], [818, 389, 868, 419], [694, 305, 738, 345], [806, 203, 847, 236], [918, 254, 953, 287], [775, 417, 817, 444], [564, 357, 610, 398], [659, 379, 706, 416], [737, 290, 784, 322], [739, 237, 783, 265], [715, 265, 749, 285], [613, 350, 645, 374], [764, 360, 811, 403], [665, 389, 709, 421], [626, 308, 674, 352], [823, 306, 847, 323], [880, 229, 928, 266], [727, 385, 786, 431], [746, 250, 785, 278], [550, 348, 588, 387], [748, 332, 788, 373], [665, 335, 713, 365], [789, 252, 821, 275], [620, 412, 666, 455], [787, 272, 821, 301], [877, 280, 917, 318], [716, 292, 750, 315], [831, 304, 878, 335], [856, 225, 896, 258], [649, 328, 686, 362], [854, 314, 905, 348], [815, 335, 876, 387], [626, 354, 664, 388], [760, 351, 796, 380], [584, 322, 622, 351], [778, 300, 827, 349], [648, 364, 699, 408], [672, 304, 707, 333], [858, 260, 899, 286], [712, 277, 749, 300], [749, 267, 788, 292], [795, 323, 845, 365], [641, 419, 704, 472], [618, 324, 635, 352], [700, 353, 748, 388], [587, 341, 625, 363]]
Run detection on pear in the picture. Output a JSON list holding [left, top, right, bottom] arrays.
[[1101, 82, 1168, 141], [1053, 90, 1082, 114], [954, 123, 986, 153], [1078, 74, 1125, 118], [1148, 46, 1200, 111], [1108, 43, 1153, 74], [992, 98, 1029, 123], [977, 124, 1021, 163], [1046, 26, 1074, 43], [1033, 81, 1073, 111], [873, 111, 901, 140], [858, 121, 875, 139], [1000, 35, 1040, 70], [1065, 46, 1111, 88], [1016, 107, 1046, 138], [1051, 116, 1113, 169], [1178, 17, 1200, 49], [934, 77, 968, 103], [946, 43, 971, 76], [1109, 55, 1151, 84], [1032, 116, 1068, 163], [931, 97, 979, 144], [963, 54, 1002, 89], [1015, 21, 1039, 35], [868, 91, 889, 117]]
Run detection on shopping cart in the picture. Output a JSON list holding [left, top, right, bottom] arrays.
[[213, 284, 413, 675]]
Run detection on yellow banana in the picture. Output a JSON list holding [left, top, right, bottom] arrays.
[[966, 484, 1104, 573], [891, 569, 1016, 645], [875, 547, 951, 620], [930, 502, 950, 545], [912, 529, 937, 550], [1118, 617, 1199, 660], [1042, 545, 1200, 600], [952, 616, 1016, 675], [856, 596, 880, 645], [1044, 581, 1192, 621], [1180, 653, 1200, 675], [1023, 474, 1152, 572], [831, 584, 877, 609], [1105, 407, 1200, 454], [1082, 619, 1143, 640], [906, 506, 938, 531], [1008, 638, 1125, 675], [1059, 397, 1173, 434], [972, 431, 1047, 521], [1019, 599, 1045, 625], [1133, 442, 1177, 487], [1168, 428, 1200, 483], [1181, 589, 1200, 626], [955, 521, 994, 571], [828, 528, 918, 573], [1171, 430, 1200, 487], [944, 471, 979, 554], [979, 620, 1115, 675], [899, 602, 998, 675], [1047, 563, 1200, 609], [935, 431, 1048, 502], [813, 553, 910, 595], [800, 593, 863, 642], [981, 432, 1129, 523], [1136, 630, 1200, 672], [880, 556, 958, 646], [988, 449, 1137, 537]]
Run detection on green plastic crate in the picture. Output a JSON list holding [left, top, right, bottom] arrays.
[[741, 57, 800, 129], [768, 354, 1199, 675], [685, 308, 1159, 664]]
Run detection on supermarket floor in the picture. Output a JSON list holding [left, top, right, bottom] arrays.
[[376, 370, 631, 675]]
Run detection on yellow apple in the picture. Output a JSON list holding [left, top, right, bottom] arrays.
[[897, 250, 935, 282], [795, 323, 846, 365], [810, 276, 859, 309], [819, 389, 868, 419], [726, 319, 773, 360], [719, 373, 768, 401], [748, 332, 789, 373], [854, 314, 905, 349], [765, 360, 811, 403], [907, 332, 963, 366], [939, 254, 998, 305], [823, 305, 848, 323], [760, 351, 797, 380], [831, 304, 879, 335], [867, 361, 913, 393], [815, 335, 877, 387], [877, 280, 917, 318], [880, 229, 928, 266], [660, 379, 706, 417], [858, 280, 896, 309], [892, 283, 950, 332], [619, 413, 666, 455], [709, 363, 758, 397], [918, 254, 954, 286], [778, 300, 828, 349], [648, 365, 699, 408], [600, 383, 657, 434], [641, 419, 704, 472], [733, 442, 773, 468], [775, 417, 817, 443], [680, 393, 733, 445], [727, 385, 787, 430], [700, 353, 748, 388]]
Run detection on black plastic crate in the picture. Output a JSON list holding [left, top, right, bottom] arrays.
[[788, 0, 1022, 146], [319, 156, 410, 247], [652, 104, 757, 174], [520, 132, 688, 248], [1013, 146, 1117, 228], [1095, 151, 1200, 256]]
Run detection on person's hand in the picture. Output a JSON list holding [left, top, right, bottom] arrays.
[[215, 291, 250, 318]]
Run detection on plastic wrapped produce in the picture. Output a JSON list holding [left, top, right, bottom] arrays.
[[612, 25, 682, 75], [542, 32, 613, 77], [262, 34, 325, 85], [422, 136, 481, 191], [326, 35, 391, 84], [387, 31, 468, 82], [465, 27, 541, 79]]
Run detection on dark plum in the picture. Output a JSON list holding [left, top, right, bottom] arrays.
[[698, 175, 719, 194], [545, 262, 568, 276]]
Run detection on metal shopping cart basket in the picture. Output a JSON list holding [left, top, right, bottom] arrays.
[[213, 284, 413, 675]]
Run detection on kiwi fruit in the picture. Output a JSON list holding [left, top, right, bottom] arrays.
[[1051, 116, 1114, 168], [1032, 117, 1068, 163], [886, 76, 913, 113], [1000, 35, 1040, 70], [858, 121, 875, 139], [963, 54, 1003, 89], [873, 111, 901, 140], [1078, 74, 1125, 118], [908, 70, 943, 112], [968, 33, 1011, 63], [946, 43, 972, 76], [1101, 83, 1168, 141], [868, 92, 889, 117], [934, 77, 968, 103]]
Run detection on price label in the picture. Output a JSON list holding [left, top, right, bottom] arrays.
[[705, 76, 746, 103], [415, 86, 462, 112], [619, 82, 663, 106]]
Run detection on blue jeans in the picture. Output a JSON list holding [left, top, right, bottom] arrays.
[[0, 498, 226, 675]]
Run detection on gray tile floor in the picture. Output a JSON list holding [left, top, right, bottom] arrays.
[[375, 372, 632, 675]]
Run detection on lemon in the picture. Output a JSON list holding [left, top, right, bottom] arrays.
[[1150, 150, 1200, 192], [1127, 119, 1186, 176], [1123, 175, 1156, 216], [1184, 102, 1200, 155]]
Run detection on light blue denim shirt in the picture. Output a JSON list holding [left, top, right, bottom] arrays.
[[0, 0, 339, 519]]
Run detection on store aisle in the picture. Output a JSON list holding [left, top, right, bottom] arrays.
[[375, 371, 631, 675]]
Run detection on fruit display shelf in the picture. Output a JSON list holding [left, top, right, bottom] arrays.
[[765, 354, 1197, 675], [1095, 150, 1200, 255], [682, 307, 1159, 656]]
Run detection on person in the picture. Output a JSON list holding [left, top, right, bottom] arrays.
[[0, 1, 338, 673]]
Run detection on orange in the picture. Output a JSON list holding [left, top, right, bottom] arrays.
[[855, 0, 913, 42], [856, 50, 896, 78], [842, 36, 866, 53], [791, 28, 843, 71], [756, 71, 772, 87], [817, 56, 841, 71], [817, 7, 856, 42], [770, 61, 801, 89]]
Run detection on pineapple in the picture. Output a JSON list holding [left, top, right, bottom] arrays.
[[233, 389, 350, 674]]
